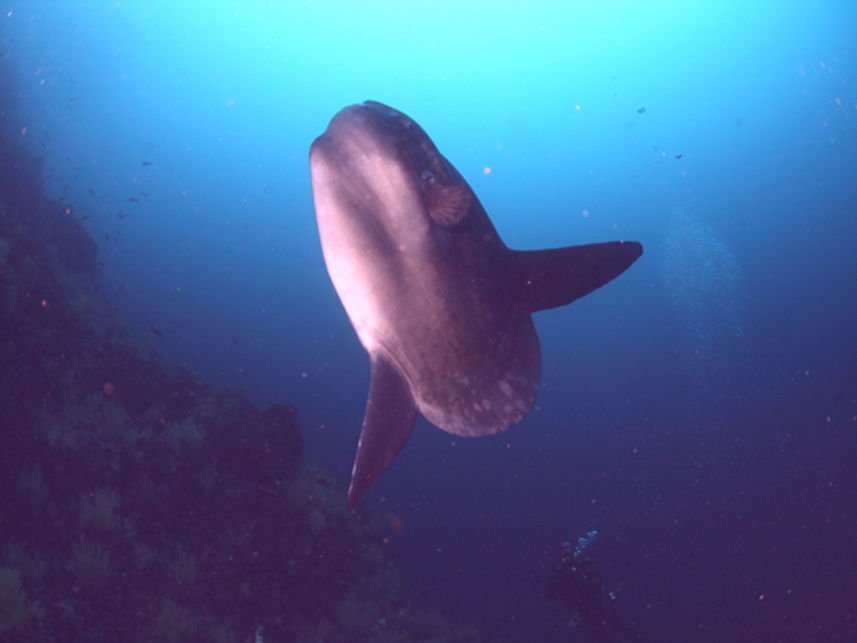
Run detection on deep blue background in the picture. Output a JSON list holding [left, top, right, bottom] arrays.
[[3, 1, 856, 640]]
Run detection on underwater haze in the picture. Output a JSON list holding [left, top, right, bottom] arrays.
[[3, 1, 856, 641]]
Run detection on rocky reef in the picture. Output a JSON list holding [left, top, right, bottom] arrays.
[[0, 59, 479, 643]]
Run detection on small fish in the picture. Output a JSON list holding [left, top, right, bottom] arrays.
[[675, 153, 683, 160], [637, 107, 646, 114], [139, 191, 148, 197], [88, 188, 96, 196], [39, 140, 46, 149], [68, 97, 78, 107], [118, 211, 130, 220], [128, 197, 140, 202], [150, 326, 164, 338], [141, 161, 153, 166], [80, 214, 93, 220]]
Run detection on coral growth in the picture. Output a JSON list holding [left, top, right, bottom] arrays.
[[0, 566, 44, 634]]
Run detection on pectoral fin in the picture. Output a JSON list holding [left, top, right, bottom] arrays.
[[427, 183, 472, 227]]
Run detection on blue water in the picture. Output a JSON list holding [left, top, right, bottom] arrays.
[[3, 1, 856, 640]]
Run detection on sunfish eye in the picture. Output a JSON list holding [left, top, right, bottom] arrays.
[[420, 169, 436, 185]]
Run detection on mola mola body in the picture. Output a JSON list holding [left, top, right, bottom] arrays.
[[310, 100, 642, 509]]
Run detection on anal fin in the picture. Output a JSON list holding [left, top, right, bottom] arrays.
[[347, 354, 417, 510]]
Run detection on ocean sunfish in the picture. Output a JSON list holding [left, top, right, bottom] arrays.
[[309, 100, 642, 509]]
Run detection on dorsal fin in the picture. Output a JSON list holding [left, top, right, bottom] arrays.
[[512, 241, 643, 313], [347, 354, 417, 511]]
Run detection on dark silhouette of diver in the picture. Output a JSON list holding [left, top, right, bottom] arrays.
[[546, 533, 643, 642]]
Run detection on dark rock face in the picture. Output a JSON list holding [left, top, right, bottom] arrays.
[[203, 400, 304, 485], [0, 135, 98, 277], [0, 187, 320, 638], [0, 122, 324, 641]]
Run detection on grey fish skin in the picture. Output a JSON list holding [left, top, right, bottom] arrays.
[[310, 100, 642, 510]]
